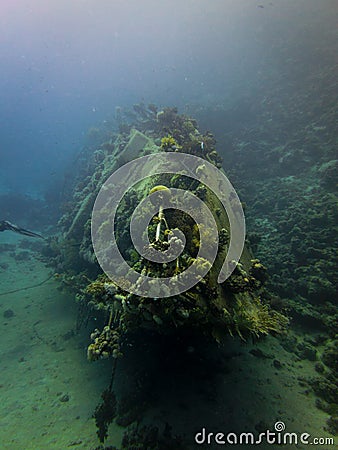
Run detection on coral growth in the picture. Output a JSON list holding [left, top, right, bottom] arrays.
[[55, 106, 288, 362]]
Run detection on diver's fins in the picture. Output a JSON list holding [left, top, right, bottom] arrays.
[[0, 221, 44, 239]]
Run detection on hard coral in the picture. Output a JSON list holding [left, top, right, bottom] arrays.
[[160, 135, 178, 151]]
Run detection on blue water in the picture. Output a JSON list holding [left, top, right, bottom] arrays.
[[1, 0, 334, 200], [1, 1, 337, 448]]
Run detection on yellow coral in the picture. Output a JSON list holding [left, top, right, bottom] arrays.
[[160, 135, 177, 149], [85, 280, 106, 297], [148, 185, 171, 197], [232, 295, 288, 339]]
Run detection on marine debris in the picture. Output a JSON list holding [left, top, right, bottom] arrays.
[[55, 105, 288, 360]]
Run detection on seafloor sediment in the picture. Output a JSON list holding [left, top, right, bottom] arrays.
[[0, 236, 333, 449], [0, 101, 336, 448]]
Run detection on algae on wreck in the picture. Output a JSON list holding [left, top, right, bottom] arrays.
[[55, 106, 288, 362]]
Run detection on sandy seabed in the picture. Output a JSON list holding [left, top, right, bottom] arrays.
[[0, 234, 333, 450]]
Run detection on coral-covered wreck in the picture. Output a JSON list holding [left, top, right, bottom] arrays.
[[55, 105, 288, 363]]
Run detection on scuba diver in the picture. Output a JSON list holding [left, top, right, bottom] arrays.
[[0, 220, 44, 239]]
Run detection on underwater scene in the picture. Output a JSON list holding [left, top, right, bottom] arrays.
[[0, 1, 337, 449]]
